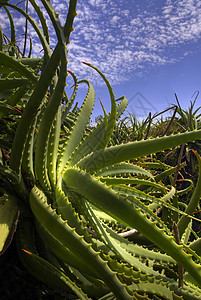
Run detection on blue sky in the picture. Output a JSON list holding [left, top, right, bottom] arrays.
[[1, 0, 201, 121]]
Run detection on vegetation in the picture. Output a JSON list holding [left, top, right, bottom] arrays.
[[1, 0, 201, 299]]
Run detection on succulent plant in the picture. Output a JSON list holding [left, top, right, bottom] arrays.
[[1, 1, 201, 299]]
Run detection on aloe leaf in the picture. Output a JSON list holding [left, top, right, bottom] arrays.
[[128, 281, 201, 300], [177, 150, 201, 236], [30, 185, 133, 299], [35, 220, 101, 281], [96, 162, 154, 179], [78, 129, 201, 172], [61, 70, 78, 124], [101, 177, 166, 191], [16, 217, 88, 298], [3, 3, 51, 59], [20, 57, 43, 69], [140, 160, 169, 170], [0, 52, 38, 82], [113, 184, 197, 225], [0, 165, 28, 200], [106, 260, 201, 300], [0, 102, 22, 118], [58, 80, 95, 176], [41, 0, 64, 43], [36, 0, 77, 47], [81, 200, 175, 276], [98, 98, 109, 149], [96, 234, 201, 298], [0, 78, 30, 91], [103, 177, 161, 186], [0, 194, 19, 255], [29, 0, 50, 45], [112, 183, 201, 224], [126, 194, 171, 234], [9, 47, 63, 178], [63, 0, 78, 44], [101, 222, 175, 265], [176, 179, 194, 196], [21, 116, 38, 182], [47, 108, 61, 187], [62, 167, 201, 288], [88, 206, 118, 225], [103, 252, 201, 299], [68, 96, 128, 166], [35, 44, 67, 190], [6, 86, 28, 106], [37, 229, 110, 290], [3, 6, 15, 55], [189, 238, 201, 256], [82, 62, 116, 150], [154, 163, 185, 183], [181, 220, 192, 245], [55, 182, 94, 243], [22, 250, 88, 299], [114, 184, 167, 203]]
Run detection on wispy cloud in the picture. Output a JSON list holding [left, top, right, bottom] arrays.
[[2, 0, 201, 85], [69, 0, 201, 85]]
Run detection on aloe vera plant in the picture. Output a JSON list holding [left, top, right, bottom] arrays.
[[1, 0, 201, 299]]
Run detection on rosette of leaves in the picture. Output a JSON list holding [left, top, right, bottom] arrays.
[[2, 0, 201, 299]]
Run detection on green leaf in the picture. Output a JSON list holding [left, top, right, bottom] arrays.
[[16, 217, 88, 299], [21, 250, 88, 299], [62, 166, 201, 288], [78, 129, 201, 172], [58, 80, 95, 176], [96, 162, 154, 179], [30, 184, 133, 300], [0, 194, 19, 255], [0, 52, 38, 82], [177, 150, 201, 236]]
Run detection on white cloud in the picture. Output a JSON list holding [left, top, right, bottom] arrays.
[[1, 0, 201, 86], [110, 15, 120, 24], [0, 11, 10, 29], [88, 0, 104, 7]]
